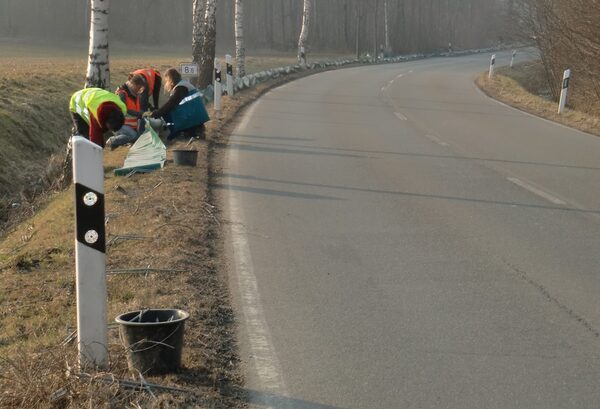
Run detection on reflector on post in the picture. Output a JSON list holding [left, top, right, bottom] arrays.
[[214, 57, 222, 113], [226, 54, 234, 97]]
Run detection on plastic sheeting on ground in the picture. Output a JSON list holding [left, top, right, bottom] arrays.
[[114, 120, 166, 176]]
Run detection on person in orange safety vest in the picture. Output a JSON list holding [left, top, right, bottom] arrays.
[[106, 74, 146, 149], [132, 68, 162, 112]]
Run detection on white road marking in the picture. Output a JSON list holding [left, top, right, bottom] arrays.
[[507, 177, 567, 205], [382, 78, 397, 94], [227, 103, 289, 406], [424, 134, 449, 146], [394, 112, 408, 121], [396, 74, 404, 79]]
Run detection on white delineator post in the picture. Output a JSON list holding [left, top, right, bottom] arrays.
[[214, 57, 222, 113], [489, 54, 496, 79], [510, 50, 516, 68], [72, 135, 108, 370], [558, 69, 571, 114], [226, 54, 234, 96]]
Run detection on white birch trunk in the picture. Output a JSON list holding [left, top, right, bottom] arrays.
[[197, 0, 218, 88], [355, 4, 360, 58], [297, 0, 312, 65], [85, 0, 110, 89], [192, 0, 204, 84], [234, 0, 246, 77], [373, 0, 379, 57], [384, 0, 390, 52]]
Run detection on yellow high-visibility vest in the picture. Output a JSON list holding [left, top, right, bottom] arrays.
[[70, 88, 126, 126]]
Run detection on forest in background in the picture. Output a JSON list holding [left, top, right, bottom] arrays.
[[0, 0, 511, 55]]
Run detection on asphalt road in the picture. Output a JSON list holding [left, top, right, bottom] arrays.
[[221, 51, 600, 408]]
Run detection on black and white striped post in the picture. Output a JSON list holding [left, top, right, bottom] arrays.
[[214, 57, 222, 113], [558, 69, 571, 115], [72, 135, 108, 369], [226, 54, 234, 97], [510, 50, 516, 68], [488, 54, 496, 79]]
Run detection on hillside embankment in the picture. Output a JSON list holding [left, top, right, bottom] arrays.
[[0, 42, 343, 233], [0, 44, 353, 407]]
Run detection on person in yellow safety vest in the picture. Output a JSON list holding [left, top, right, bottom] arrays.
[[69, 88, 126, 148], [107, 74, 146, 149]]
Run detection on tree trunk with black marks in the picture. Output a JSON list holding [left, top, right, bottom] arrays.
[[297, 0, 312, 65], [194, 0, 218, 89], [192, 0, 204, 84], [235, 0, 246, 77], [384, 0, 390, 52], [85, 0, 110, 89]]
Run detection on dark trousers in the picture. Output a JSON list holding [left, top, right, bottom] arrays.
[[71, 112, 89, 138], [138, 76, 162, 134]]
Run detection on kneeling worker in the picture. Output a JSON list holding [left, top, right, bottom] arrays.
[[70, 88, 126, 148], [131, 68, 162, 135], [108, 74, 146, 148], [151, 68, 209, 140], [132, 68, 162, 112]]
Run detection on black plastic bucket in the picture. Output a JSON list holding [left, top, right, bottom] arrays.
[[115, 309, 189, 375], [172, 149, 198, 166]]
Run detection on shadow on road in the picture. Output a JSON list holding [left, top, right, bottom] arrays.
[[226, 142, 370, 159], [213, 183, 343, 201], [227, 387, 347, 409], [230, 138, 600, 172], [222, 173, 600, 215]]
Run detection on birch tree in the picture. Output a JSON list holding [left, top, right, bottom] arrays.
[[235, 0, 246, 77], [384, 0, 390, 53], [85, 0, 110, 89], [192, 0, 205, 86], [297, 0, 312, 65], [355, 3, 361, 58], [373, 0, 379, 57], [194, 0, 219, 88]]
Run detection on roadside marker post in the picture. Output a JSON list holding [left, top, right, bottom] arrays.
[[72, 135, 108, 370], [226, 54, 234, 97], [510, 50, 516, 68], [214, 57, 222, 113], [558, 69, 571, 114], [489, 54, 496, 79]]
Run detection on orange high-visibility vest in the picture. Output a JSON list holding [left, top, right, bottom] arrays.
[[133, 69, 161, 96], [116, 86, 140, 130]]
